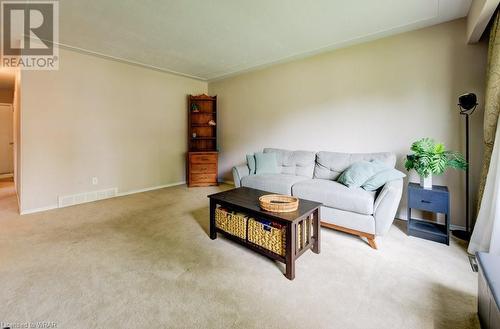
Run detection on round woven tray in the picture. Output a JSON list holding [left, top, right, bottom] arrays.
[[259, 194, 299, 213]]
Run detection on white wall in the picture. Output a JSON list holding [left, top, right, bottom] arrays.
[[20, 48, 207, 212], [209, 19, 488, 226], [466, 0, 499, 43]]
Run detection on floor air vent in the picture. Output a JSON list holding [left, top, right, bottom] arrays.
[[58, 188, 118, 208], [469, 255, 478, 272]]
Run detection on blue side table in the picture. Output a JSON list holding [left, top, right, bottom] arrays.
[[407, 182, 450, 245]]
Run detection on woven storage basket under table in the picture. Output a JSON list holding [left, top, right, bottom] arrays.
[[248, 218, 286, 256], [215, 208, 248, 240], [248, 218, 305, 256]]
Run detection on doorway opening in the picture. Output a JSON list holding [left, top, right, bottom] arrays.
[[0, 103, 14, 178], [0, 67, 20, 213]]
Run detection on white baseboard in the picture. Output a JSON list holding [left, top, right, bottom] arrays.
[[220, 180, 235, 186], [0, 173, 13, 179], [20, 181, 187, 215], [116, 181, 186, 197], [20, 204, 58, 215], [450, 224, 466, 231]]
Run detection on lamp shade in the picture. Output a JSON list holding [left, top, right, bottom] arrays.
[[458, 93, 477, 111]]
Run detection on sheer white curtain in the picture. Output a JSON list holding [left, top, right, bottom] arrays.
[[468, 12, 500, 255], [469, 121, 500, 255]]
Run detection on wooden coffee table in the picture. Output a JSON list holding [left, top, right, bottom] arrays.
[[208, 187, 322, 280]]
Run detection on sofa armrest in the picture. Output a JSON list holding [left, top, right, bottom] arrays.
[[232, 164, 250, 187], [373, 178, 403, 236]]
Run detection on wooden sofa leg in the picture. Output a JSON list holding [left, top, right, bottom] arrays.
[[367, 236, 377, 250], [321, 221, 378, 249]]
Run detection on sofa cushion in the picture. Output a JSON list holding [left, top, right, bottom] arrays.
[[362, 168, 406, 191], [292, 179, 376, 215], [337, 160, 388, 188], [241, 174, 309, 196], [246, 154, 256, 175], [314, 151, 396, 180], [255, 152, 280, 175], [263, 148, 316, 178]]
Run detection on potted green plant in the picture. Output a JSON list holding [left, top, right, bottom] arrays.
[[404, 138, 467, 189]]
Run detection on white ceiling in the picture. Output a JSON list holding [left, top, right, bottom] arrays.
[[59, 0, 472, 81]]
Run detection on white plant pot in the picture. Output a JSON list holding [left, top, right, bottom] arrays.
[[420, 175, 432, 189]]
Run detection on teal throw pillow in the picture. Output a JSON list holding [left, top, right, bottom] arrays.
[[337, 160, 388, 188], [362, 169, 406, 191], [255, 152, 280, 175], [246, 154, 256, 175]]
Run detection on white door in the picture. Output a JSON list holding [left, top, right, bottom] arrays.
[[0, 105, 13, 174]]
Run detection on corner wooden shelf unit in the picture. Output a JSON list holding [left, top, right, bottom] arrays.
[[187, 94, 218, 187]]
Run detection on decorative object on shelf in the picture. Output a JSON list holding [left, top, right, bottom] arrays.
[[187, 94, 218, 187], [453, 92, 478, 242], [407, 182, 450, 245], [208, 119, 216, 126], [259, 194, 299, 212], [404, 138, 467, 189]]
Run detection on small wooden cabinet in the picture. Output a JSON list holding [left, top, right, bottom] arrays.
[[187, 151, 218, 186], [187, 94, 218, 187]]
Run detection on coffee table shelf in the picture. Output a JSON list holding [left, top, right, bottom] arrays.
[[216, 228, 287, 263]]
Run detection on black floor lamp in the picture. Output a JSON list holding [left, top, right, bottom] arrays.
[[452, 93, 478, 241]]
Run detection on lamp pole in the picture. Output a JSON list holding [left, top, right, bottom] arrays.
[[462, 113, 471, 240], [452, 95, 477, 241]]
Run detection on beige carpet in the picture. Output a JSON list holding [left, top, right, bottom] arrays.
[[0, 183, 479, 329]]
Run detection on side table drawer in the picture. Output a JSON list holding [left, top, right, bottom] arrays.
[[191, 163, 216, 174], [187, 151, 218, 187], [409, 188, 448, 213], [191, 173, 217, 184], [190, 153, 217, 164]]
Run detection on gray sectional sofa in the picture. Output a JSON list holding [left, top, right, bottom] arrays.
[[232, 148, 403, 248]]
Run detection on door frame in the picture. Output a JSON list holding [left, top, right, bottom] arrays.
[[0, 103, 14, 176]]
